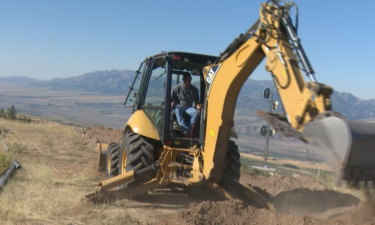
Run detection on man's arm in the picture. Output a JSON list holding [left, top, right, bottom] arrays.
[[193, 87, 201, 110], [196, 102, 202, 110]]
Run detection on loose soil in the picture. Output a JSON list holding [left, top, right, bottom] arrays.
[[2, 124, 374, 225], [83, 127, 375, 225], [81, 126, 124, 145]]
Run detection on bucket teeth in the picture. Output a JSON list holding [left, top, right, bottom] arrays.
[[256, 110, 375, 184], [340, 180, 375, 189]]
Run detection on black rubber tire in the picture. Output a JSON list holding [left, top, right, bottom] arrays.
[[105, 142, 121, 179], [223, 140, 241, 181], [118, 131, 154, 186]]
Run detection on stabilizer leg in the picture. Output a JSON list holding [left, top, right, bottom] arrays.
[[207, 175, 275, 211], [83, 179, 161, 203]]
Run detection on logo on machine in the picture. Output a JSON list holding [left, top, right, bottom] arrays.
[[206, 68, 215, 84], [205, 64, 221, 96]]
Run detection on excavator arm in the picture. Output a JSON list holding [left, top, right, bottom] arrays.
[[202, 1, 375, 183]]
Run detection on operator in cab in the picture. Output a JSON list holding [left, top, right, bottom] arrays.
[[171, 73, 202, 136]]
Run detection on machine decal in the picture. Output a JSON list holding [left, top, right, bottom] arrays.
[[206, 68, 214, 84], [206, 64, 221, 96]]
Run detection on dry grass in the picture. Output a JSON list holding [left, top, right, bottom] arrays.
[[0, 118, 140, 225], [0, 146, 13, 176], [241, 151, 375, 202], [6, 116, 375, 224], [240, 152, 334, 172], [313, 168, 375, 202]]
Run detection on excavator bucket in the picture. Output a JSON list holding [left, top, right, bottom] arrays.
[[255, 111, 375, 184], [303, 117, 375, 183]]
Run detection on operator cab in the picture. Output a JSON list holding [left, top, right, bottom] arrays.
[[124, 51, 217, 147]]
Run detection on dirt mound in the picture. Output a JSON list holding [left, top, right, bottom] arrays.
[[159, 198, 375, 225], [159, 173, 373, 225], [158, 200, 281, 225], [240, 173, 327, 196], [81, 126, 123, 145], [354, 200, 375, 225], [272, 188, 360, 216], [80, 127, 375, 225], [158, 199, 339, 225]]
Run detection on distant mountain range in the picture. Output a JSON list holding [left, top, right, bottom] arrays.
[[45, 70, 135, 95], [0, 76, 44, 87], [1, 69, 374, 121], [237, 80, 375, 120], [0, 70, 135, 95]]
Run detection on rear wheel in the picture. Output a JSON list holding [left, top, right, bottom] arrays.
[[118, 131, 154, 186], [106, 142, 121, 178], [223, 140, 241, 181]]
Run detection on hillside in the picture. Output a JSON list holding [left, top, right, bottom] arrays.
[[1, 119, 374, 225], [1, 70, 375, 120]]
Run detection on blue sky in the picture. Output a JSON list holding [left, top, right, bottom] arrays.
[[0, 0, 374, 99]]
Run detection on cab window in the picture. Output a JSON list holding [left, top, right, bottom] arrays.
[[124, 61, 146, 107], [144, 57, 166, 106]]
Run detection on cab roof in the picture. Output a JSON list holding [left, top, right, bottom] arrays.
[[153, 51, 217, 64]]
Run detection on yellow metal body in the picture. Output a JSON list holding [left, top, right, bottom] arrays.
[[119, 146, 127, 175], [124, 110, 160, 140], [200, 4, 332, 181], [95, 170, 135, 195], [87, 143, 274, 209], [85, 179, 161, 203]]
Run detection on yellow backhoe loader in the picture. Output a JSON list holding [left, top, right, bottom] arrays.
[[84, 0, 375, 208]]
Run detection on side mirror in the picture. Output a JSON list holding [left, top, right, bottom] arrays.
[[132, 92, 137, 98]]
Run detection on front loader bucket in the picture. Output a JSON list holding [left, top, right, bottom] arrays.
[[303, 117, 375, 182]]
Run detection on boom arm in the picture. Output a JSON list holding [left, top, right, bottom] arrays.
[[200, 1, 356, 181]]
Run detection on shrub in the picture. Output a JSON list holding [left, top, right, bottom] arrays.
[[0, 150, 13, 176], [7, 105, 17, 119], [282, 163, 299, 169]]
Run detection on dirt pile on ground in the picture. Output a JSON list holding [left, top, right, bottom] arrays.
[[158, 200, 297, 225], [159, 198, 375, 225], [240, 172, 327, 196], [81, 126, 123, 145], [158, 174, 375, 225], [79, 126, 375, 225], [353, 200, 375, 225], [272, 188, 360, 216]]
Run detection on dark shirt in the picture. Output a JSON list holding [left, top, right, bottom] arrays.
[[171, 83, 199, 109]]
